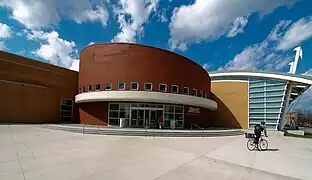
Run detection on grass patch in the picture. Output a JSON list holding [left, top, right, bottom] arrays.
[[284, 132, 312, 139]]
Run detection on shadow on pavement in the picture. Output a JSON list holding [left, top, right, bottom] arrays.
[[264, 148, 279, 152]]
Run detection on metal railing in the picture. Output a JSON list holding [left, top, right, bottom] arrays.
[[191, 124, 204, 131]]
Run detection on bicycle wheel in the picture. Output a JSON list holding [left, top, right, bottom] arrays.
[[247, 139, 256, 151], [259, 139, 268, 151]]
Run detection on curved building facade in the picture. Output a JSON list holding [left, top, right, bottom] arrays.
[[76, 43, 217, 128]]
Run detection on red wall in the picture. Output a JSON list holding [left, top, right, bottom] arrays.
[[0, 50, 78, 123], [78, 43, 211, 96]]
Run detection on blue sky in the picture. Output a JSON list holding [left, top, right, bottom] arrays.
[[1, 0, 312, 110]]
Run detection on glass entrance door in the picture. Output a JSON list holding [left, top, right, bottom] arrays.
[[130, 107, 164, 129], [150, 110, 157, 128], [130, 109, 144, 127]]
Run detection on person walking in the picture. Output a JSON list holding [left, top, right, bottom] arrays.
[[159, 116, 164, 129]]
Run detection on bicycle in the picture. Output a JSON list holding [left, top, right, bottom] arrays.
[[245, 133, 268, 151]]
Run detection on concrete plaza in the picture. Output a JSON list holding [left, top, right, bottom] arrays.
[[0, 125, 311, 180]]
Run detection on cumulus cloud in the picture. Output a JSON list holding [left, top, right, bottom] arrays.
[[169, 0, 300, 51], [221, 20, 293, 70], [227, 17, 248, 38], [221, 15, 312, 71], [202, 63, 211, 71], [156, 8, 169, 23], [0, 41, 6, 50], [0, 23, 13, 50], [0, 0, 109, 29], [277, 16, 312, 51], [112, 0, 159, 43], [0, 23, 13, 39], [25, 30, 79, 70]]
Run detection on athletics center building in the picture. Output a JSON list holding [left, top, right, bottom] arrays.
[[1, 43, 312, 130]]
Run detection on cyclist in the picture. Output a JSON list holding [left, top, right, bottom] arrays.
[[254, 121, 268, 144]]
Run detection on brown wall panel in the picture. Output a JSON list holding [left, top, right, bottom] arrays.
[[210, 81, 249, 129], [0, 50, 78, 123], [79, 102, 108, 125], [184, 106, 212, 128], [79, 43, 211, 97]]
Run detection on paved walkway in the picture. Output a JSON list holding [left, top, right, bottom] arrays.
[[0, 125, 311, 180]]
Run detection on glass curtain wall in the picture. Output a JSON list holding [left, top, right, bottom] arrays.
[[108, 103, 130, 126], [108, 103, 184, 128], [212, 76, 289, 130], [164, 105, 184, 128], [249, 79, 287, 129]]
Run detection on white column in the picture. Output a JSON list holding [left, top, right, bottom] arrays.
[[279, 83, 293, 130]]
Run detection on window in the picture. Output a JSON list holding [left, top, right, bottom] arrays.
[[118, 82, 125, 90], [131, 82, 139, 90], [60, 99, 73, 122], [199, 91, 203, 97], [192, 89, 197, 96], [183, 87, 189, 95], [159, 84, 167, 92], [144, 83, 152, 91], [95, 84, 101, 91], [105, 82, 112, 90], [88, 85, 93, 91], [109, 103, 130, 126], [164, 105, 184, 129], [204, 93, 207, 98], [172, 85, 179, 93]]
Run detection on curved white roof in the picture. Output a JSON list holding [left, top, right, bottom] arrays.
[[75, 91, 218, 110], [210, 70, 312, 85]]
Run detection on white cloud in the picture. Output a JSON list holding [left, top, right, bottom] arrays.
[[221, 20, 293, 71], [25, 30, 79, 70], [157, 8, 168, 23], [169, 0, 299, 51], [0, 23, 13, 39], [227, 17, 248, 38], [277, 16, 312, 50], [0, 0, 109, 29], [202, 63, 211, 71], [0, 23, 14, 51], [69, 59, 80, 72], [303, 68, 312, 76], [112, 0, 159, 43], [0, 41, 6, 50]]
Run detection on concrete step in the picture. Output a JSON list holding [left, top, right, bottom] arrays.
[[42, 124, 244, 137]]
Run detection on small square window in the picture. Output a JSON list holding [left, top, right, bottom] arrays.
[[105, 82, 112, 90], [199, 91, 203, 97], [159, 84, 167, 92], [192, 89, 197, 96], [88, 85, 93, 91], [95, 84, 101, 90], [118, 82, 125, 90], [204, 93, 207, 98], [131, 82, 139, 90], [144, 83, 152, 91], [183, 87, 189, 94], [172, 85, 179, 93]]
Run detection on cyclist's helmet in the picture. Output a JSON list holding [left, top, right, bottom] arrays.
[[261, 121, 266, 125]]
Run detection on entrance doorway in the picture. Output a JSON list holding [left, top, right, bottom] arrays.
[[130, 108, 163, 128]]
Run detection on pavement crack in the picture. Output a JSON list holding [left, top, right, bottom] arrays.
[[16, 152, 26, 180]]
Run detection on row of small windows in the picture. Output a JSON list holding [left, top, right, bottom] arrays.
[[79, 82, 209, 98]]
